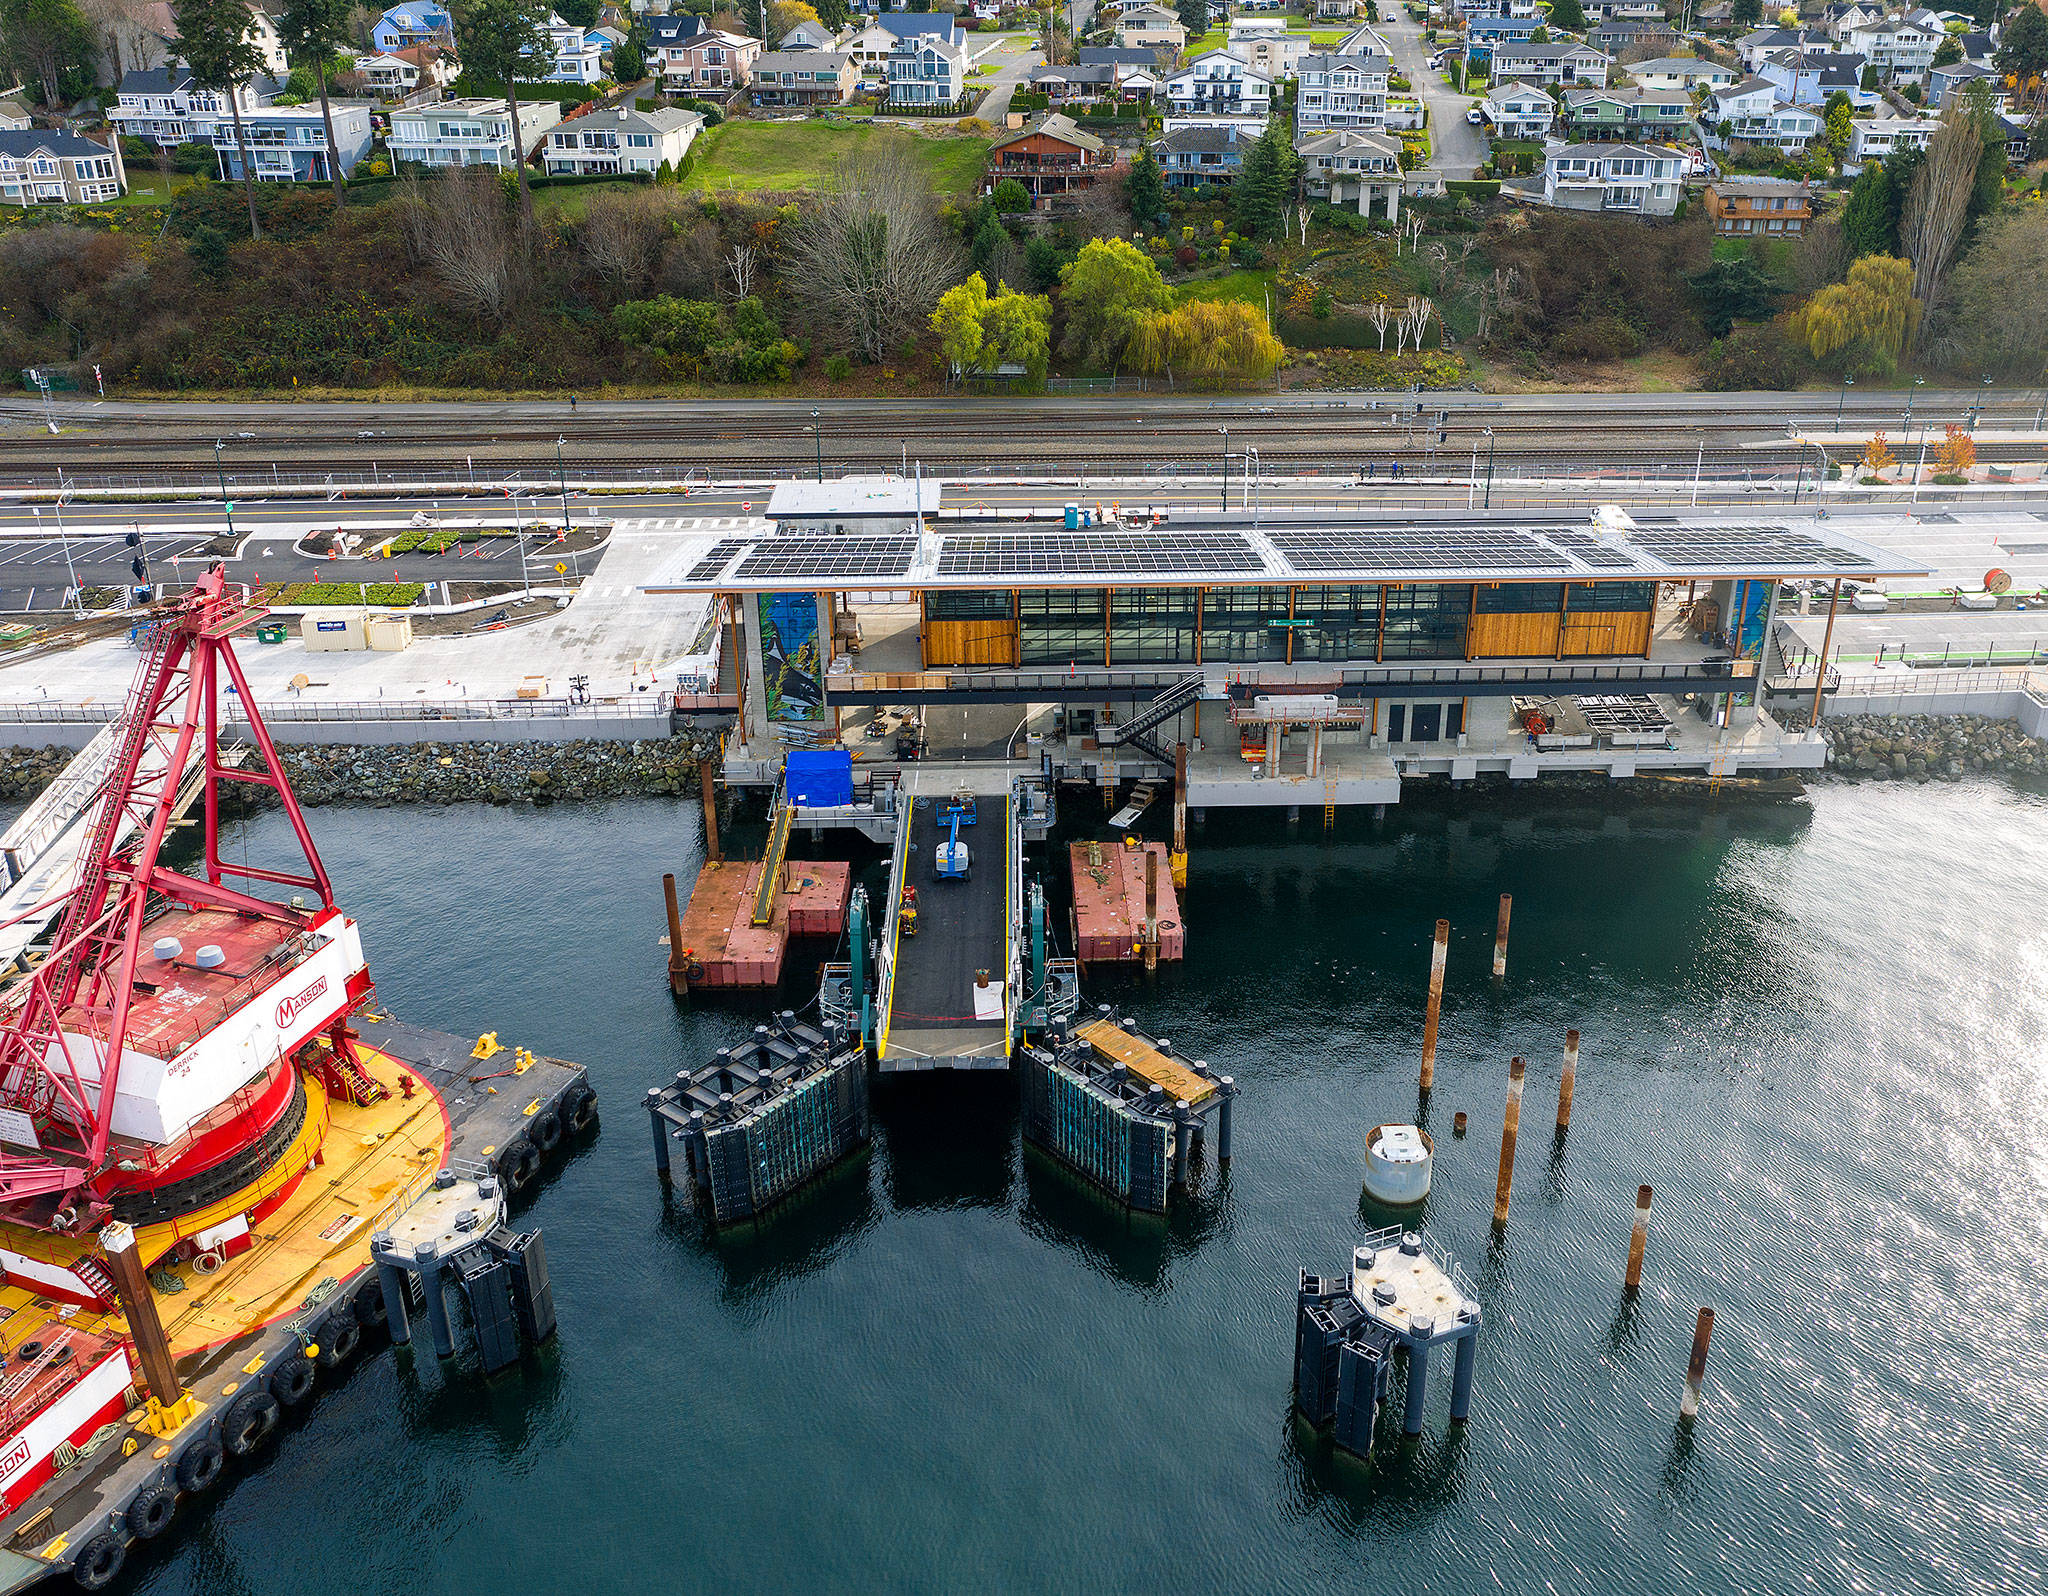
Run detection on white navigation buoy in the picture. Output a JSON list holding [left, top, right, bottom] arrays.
[[1363, 1123, 1433, 1205]]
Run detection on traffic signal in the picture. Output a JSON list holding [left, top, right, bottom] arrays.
[[132, 556, 147, 581]]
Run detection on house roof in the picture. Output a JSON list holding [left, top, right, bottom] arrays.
[[1079, 47, 1160, 64], [1332, 24, 1391, 52], [647, 14, 703, 44], [1174, 49, 1272, 81], [871, 13, 961, 42], [1709, 175, 1811, 196], [1482, 85, 1553, 106], [990, 112, 1105, 153], [1626, 56, 1733, 74], [1117, 4, 1181, 21], [0, 127, 108, 158], [1151, 122, 1248, 153], [1297, 50, 1389, 73], [1493, 42, 1609, 60], [1563, 86, 1689, 106], [1032, 63, 1118, 85], [1547, 140, 1683, 158], [1294, 126, 1401, 157], [118, 66, 197, 94], [752, 49, 850, 72], [1715, 75, 1780, 97]]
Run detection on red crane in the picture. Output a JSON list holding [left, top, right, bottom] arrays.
[[0, 570, 338, 1218]]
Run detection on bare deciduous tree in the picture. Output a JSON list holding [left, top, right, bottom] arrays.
[[1295, 202, 1309, 246], [579, 187, 670, 298], [1367, 299, 1393, 351], [402, 169, 518, 320], [1403, 294, 1435, 352], [725, 239, 760, 297], [1900, 102, 1985, 312], [780, 137, 963, 364]]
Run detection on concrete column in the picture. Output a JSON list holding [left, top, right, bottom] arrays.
[[1386, 181, 1399, 225], [1265, 720, 1280, 767], [1449, 1332, 1477, 1423], [648, 1089, 671, 1185], [418, 1254, 456, 1358], [1403, 1335, 1432, 1435], [378, 1262, 413, 1347]]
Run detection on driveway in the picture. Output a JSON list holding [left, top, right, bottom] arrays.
[[972, 33, 1044, 123], [1377, 6, 1487, 178]]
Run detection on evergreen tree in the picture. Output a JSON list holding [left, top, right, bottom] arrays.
[[1686, 255, 1780, 336], [1126, 145, 1164, 222], [1839, 159, 1896, 257], [454, 0, 556, 224], [1930, 34, 1961, 68], [1730, 0, 1760, 24], [1822, 89, 1852, 159], [176, 0, 266, 240], [1995, 4, 2047, 80], [815, 0, 848, 28], [278, 0, 353, 197], [0, 0, 96, 107], [1175, 0, 1207, 43], [1547, 0, 1584, 31], [612, 14, 647, 80], [1233, 117, 1294, 238]]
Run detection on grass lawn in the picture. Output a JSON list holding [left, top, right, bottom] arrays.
[[102, 171, 198, 206], [531, 179, 647, 217], [1176, 268, 1277, 308], [692, 119, 990, 197]]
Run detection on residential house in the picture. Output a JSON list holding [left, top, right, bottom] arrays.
[[887, 29, 967, 108], [1074, 50, 1163, 97], [1295, 51, 1389, 133], [1489, 41, 1611, 87], [1625, 56, 1738, 92], [1313, 0, 1360, 18], [1479, 83, 1555, 138], [844, 14, 962, 73], [544, 103, 702, 173], [1587, 19, 1679, 56], [1116, 4, 1185, 52], [1296, 126, 1405, 217], [214, 101, 372, 181], [232, 2, 290, 77], [1079, 47, 1164, 67], [1538, 141, 1685, 213], [1562, 85, 1692, 141], [1332, 24, 1392, 55], [646, 12, 705, 77], [659, 29, 761, 92], [1149, 121, 1250, 187], [109, 66, 270, 147], [0, 89, 33, 131], [357, 46, 456, 100], [1823, 1, 1887, 40], [1755, 48, 1874, 107], [370, 2, 454, 54], [1696, 0, 1733, 22], [1164, 51, 1272, 125], [1928, 59, 2006, 109], [1844, 12, 1942, 81], [1702, 175, 1812, 234], [0, 128, 125, 205], [1593, 0, 1667, 18], [985, 113, 1117, 201], [1456, 0, 1539, 18], [1701, 79, 1825, 149], [747, 49, 857, 105], [1463, 17, 1541, 58], [1031, 63, 1121, 105], [1227, 17, 1311, 79], [1843, 114, 1934, 170], [538, 13, 605, 82], [777, 18, 838, 51], [1735, 27, 1830, 71], [387, 95, 564, 167]]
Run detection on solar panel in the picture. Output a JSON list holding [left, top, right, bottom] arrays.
[[935, 532, 1263, 577], [686, 539, 749, 581], [1628, 527, 1874, 570], [730, 536, 917, 581], [1541, 530, 1636, 571], [1269, 528, 1570, 574]]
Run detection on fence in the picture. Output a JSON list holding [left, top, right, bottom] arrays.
[[0, 694, 677, 727]]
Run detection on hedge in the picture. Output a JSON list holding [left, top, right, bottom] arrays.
[[1445, 178, 1502, 198], [275, 582, 426, 606]]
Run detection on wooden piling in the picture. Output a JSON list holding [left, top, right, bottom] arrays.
[[1492, 893, 1512, 978], [1680, 1307, 1714, 1419], [1171, 742, 1189, 889], [1493, 1056, 1525, 1228], [699, 761, 721, 864], [1557, 1028, 1579, 1131], [1452, 1111, 1467, 1137], [662, 872, 686, 991], [1624, 1184, 1652, 1295], [1419, 918, 1449, 1092]]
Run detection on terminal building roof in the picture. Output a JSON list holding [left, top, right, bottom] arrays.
[[646, 510, 1927, 594]]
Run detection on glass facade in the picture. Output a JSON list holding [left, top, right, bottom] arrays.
[[924, 590, 1011, 621], [1019, 588, 1105, 666], [1380, 584, 1470, 660], [1475, 582, 1564, 614], [1109, 588, 1198, 664], [1292, 585, 1381, 663], [1575, 581, 1656, 612], [1199, 586, 1291, 663]]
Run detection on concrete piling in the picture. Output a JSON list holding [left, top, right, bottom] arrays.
[[647, 1088, 671, 1184], [1625, 1184, 1652, 1295], [1403, 1330, 1432, 1436], [1680, 1307, 1715, 1419], [1557, 1028, 1579, 1131], [1493, 1057, 1525, 1228], [1217, 1076, 1236, 1162], [1492, 894, 1512, 978], [1420, 919, 1449, 1092]]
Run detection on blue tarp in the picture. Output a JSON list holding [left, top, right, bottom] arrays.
[[785, 749, 853, 809]]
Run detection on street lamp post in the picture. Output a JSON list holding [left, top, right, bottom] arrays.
[[1482, 426, 1497, 510], [555, 437, 572, 536], [1217, 427, 1229, 513], [1903, 375, 1925, 442], [1969, 374, 1992, 432], [810, 409, 823, 483], [1836, 372, 1853, 428], [54, 496, 78, 608], [213, 438, 235, 542]]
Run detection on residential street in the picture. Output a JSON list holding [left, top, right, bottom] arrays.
[[1377, 5, 1487, 178], [972, 33, 1043, 124]]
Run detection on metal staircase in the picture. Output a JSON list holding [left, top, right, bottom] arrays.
[[1098, 673, 1203, 765]]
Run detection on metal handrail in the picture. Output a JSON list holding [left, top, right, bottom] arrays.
[[0, 696, 676, 726]]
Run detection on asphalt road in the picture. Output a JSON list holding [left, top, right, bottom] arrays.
[[1379, 6, 1484, 178]]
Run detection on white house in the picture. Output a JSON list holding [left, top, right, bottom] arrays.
[[544, 103, 702, 174], [887, 30, 967, 107], [214, 102, 373, 182], [1845, 13, 1943, 81], [1116, 4, 1185, 51], [1701, 79, 1825, 150], [1625, 56, 1738, 92], [777, 17, 837, 51], [844, 14, 962, 72], [1164, 51, 1272, 125], [1755, 49, 1874, 107], [1227, 17, 1310, 79], [538, 13, 606, 83], [1844, 114, 1935, 171], [1332, 23, 1392, 55], [357, 47, 457, 99], [1539, 142, 1685, 214], [109, 67, 270, 148], [1296, 126, 1404, 216], [1489, 42, 1611, 87], [1294, 51, 1389, 133], [0, 129, 125, 205], [1480, 84, 1554, 138], [388, 96, 564, 168]]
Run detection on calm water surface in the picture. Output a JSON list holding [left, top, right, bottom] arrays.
[[108, 781, 2048, 1595]]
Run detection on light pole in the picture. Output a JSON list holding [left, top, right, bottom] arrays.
[[1969, 374, 1991, 432], [213, 438, 235, 542], [1482, 426, 1496, 510], [1217, 426, 1229, 513], [1835, 371, 1853, 429], [555, 437, 572, 536], [809, 409, 823, 483], [1902, 374, 1925, 442], [55, 496, 78, 608], [511, 494, 532, 597]]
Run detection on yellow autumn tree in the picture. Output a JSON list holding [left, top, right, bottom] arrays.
[[1934, 424, 1975, 476], [1795, 254, 1920, 375], [1862, 432, 1898, 478], [1127, 300, 1284, 387], [768, 0, 821, 42]]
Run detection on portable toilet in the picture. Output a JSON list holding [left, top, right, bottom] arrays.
[[1064, 502, 1080, 530]]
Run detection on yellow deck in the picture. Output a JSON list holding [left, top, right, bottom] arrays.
[[1073, 1019, 1216, 1106], [0, 1044, 450, 1364]]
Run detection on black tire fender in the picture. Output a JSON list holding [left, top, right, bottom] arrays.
[[564, 1084, 597, 1134], [271, 1355, 315, 1407], [352, 1276, 389, 1331], [222, 1387, 279, 1456], [499, 1138, 539, 1194], [317, 1316, 361, 1367], [175, 1435, 226, 1495], [531, 1107, 562, 1153], [125, 1480, 176, 1540], [69, 1532, 125, 1592]]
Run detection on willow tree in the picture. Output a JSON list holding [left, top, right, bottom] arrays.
[[1128, 300, 1283, 388], [1796, 254, 1917, 374]]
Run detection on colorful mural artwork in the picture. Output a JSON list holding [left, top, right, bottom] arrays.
[[759, 593, 824, 723]]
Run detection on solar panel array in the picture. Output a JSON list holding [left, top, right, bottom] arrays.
[[935, 532, 1263, 578], [1627, 526, 1875, 570], [1268, 528, 1570, 574], [730, 536, 918, 581], [1539, 530, 1635, 571], [685, 539, 749, 581]]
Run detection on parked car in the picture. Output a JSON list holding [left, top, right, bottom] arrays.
[[1466, 105, 1482, 124]]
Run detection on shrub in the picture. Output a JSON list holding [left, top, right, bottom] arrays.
[[1696, 326, 1804, 390], [275, 582, 426, 606], [1174, 243, 1197, 265], [824, 353, 852, 381]]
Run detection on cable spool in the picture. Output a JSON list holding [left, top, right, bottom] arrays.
[[192, 1249, 224, 1275]]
